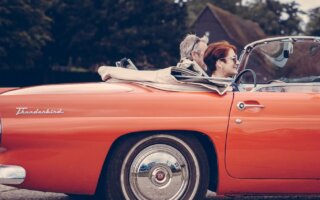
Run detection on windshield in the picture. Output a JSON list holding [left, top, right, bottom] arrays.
[[241, 39, 320, 84]]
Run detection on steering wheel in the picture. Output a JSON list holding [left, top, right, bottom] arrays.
[[231, 69, 257, 91]]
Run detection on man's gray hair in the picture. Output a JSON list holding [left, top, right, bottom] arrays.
[[179, 34, 209, 60]]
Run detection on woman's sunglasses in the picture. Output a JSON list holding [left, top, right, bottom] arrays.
[[219, 56, 238, 64]]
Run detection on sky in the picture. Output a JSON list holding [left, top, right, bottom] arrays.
[[278, 0, 320, 23], [242, 0, 320, 31], [244, 0, 320, 11], [279, 0, 320, 11]]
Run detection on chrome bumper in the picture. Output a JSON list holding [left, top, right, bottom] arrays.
[[0, 164, 26, 184]]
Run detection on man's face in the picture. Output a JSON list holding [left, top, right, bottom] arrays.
[[192, 42, 207, 69]]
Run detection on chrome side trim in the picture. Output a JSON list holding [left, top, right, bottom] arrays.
[[0, 164, 26, 184]]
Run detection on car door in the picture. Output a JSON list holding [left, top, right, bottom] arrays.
[[226, 37, 320, 179], [226, 91, 320, 179]]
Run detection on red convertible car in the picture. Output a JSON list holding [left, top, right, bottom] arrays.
[[0, 36, 319, 200]]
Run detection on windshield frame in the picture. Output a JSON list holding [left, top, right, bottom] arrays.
[[237, 36, 320, 76]]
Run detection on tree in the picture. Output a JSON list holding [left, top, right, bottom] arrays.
[[280, 1, 304, 35], [306, 7, 320, 36], [185, 0, 304, 36], [0, 0, 52, 69], [240, 0, 304, 36], [45, 0, 188, 69]]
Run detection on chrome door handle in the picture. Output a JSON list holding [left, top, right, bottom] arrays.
[[237, 102, 265, 110]]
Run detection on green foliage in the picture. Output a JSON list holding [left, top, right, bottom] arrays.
[[1, 0, 306, 72], [186, 0, 304, 36], [306, 7, 320, 36], [210, 0, 243, 13], [236, 0, 304, 35], [0, 0, 52, 69], [45, 0, 187, 69], [0, 0, 187, 70]]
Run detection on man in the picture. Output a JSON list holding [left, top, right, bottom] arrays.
[[177, 34, 209, 76]]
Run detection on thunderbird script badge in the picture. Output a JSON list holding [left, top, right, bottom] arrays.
[[16, 107, 64, 115]]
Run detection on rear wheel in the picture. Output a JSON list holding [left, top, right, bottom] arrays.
[[97, 133, 209, 200]]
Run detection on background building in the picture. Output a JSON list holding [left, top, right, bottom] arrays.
[[192, 3, 266, 52]]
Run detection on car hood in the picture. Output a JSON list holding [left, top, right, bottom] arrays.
[[1, 82, 134, 96]]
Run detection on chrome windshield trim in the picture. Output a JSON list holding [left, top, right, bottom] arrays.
[[243, 36, 320, 51], [0, 164, 26, 185]]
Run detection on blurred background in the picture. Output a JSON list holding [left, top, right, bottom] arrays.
[[0, 0, 319, 87]]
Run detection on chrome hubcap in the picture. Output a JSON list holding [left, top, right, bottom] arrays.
[[129, 144, 189, 200]]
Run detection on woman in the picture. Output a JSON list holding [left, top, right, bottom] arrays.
[[203, 41, 239, 78]]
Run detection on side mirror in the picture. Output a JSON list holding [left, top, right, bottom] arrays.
[[283, 50, 289, 58], [283, 42, 293, 58]]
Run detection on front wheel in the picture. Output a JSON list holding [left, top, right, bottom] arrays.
[[98, 133, 209, 200]]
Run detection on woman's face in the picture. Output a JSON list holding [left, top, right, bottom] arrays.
[[219, 49, 239, 78]]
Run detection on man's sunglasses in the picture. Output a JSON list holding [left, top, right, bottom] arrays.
[[190, 38, 200, 53]]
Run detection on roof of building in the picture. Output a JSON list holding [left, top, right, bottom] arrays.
[[193, 3, 266, 46]]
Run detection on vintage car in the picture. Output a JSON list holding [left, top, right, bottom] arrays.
[[0, 36, 319, 200]]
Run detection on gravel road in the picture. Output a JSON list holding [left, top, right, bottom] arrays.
[[1, 185, 320, 200]]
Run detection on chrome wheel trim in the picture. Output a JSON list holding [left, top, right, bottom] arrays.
[[130, 144, 188, 200], [120, 135, 200, 200]]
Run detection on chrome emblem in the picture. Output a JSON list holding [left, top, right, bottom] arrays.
[[16, 107, 64, 115], [155, 171, 165, 181]]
